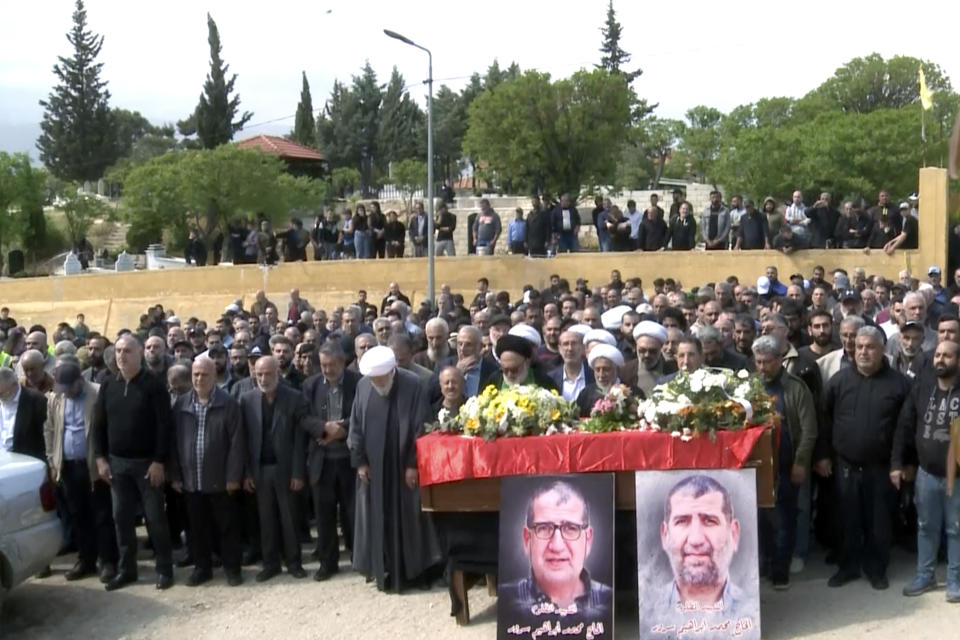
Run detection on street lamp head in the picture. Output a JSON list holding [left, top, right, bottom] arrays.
[[383, 29, 415, 46]]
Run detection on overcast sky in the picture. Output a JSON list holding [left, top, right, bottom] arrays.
[[2, 0, 957, 156]]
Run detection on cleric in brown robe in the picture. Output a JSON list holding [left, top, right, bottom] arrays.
[[348, 346, 441, 591]]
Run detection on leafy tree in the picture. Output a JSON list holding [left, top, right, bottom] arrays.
[[464, 69, 632, 197], [329, 167, 361, 199], [807, 54, 952, 114], [113, 109, 162, 159], [390, 158, 427, 214], [61, 188, 109, 245], [292, 71, 317, 147], [16, 159, 47, 254], [378, 67, 425, 165], [678, 106, 723, 185], [122, 146, 326, 250], [179, 13, 253, 148], [37, 0, 117, 182], [0, 153, 49, 261]]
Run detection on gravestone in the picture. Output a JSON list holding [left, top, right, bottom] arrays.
[[63, 252, 82, 275], [115, 251, 135, 272]]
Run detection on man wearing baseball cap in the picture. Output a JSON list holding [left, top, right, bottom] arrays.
[[45, 361, 118, 583]]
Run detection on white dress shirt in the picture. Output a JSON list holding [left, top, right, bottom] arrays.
[[0, 385, 22, 451]]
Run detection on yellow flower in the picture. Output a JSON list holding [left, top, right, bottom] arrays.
[[550, 409, 560, 421]]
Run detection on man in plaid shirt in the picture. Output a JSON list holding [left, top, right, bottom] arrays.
[[170, 356, 247, 586]]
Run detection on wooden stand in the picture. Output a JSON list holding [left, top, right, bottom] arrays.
[[422, 427, 776, 625]]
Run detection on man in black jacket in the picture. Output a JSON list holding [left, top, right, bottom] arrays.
[[550, 193, 581, 253], [93, 334, 175, 591], [526, 196, 552, 257], [820, 326, 910, 590], [892, 340, 960, 602], [240, 356, 312, 582], [0, 367, 47, 460], [170, 356, 246, 587], [301, 342, 360, 581]]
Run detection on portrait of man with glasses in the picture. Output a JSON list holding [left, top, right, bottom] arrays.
[[497, 475, 614, 640]]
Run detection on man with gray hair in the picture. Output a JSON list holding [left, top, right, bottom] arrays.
[[414, 317, 450, 371], [818, 315, 866, 383], [819, 326, 910, 590], [751, 335, 817, 590], [886, 291, 937, 356]]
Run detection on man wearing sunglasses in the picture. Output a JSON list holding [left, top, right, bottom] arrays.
[[499, 481, 612, 628]]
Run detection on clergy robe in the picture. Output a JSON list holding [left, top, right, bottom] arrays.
[[348, 367, 441, 590]]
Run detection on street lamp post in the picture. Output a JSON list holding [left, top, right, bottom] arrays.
[[384, 28, 435, 305]]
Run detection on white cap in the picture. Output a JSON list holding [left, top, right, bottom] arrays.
[[359, 345, 397, 377], [583, 328, 617, 348], [587, 343, 625, 369], [636, 303, 654, 315], [508, 323, 542, 347], [225, 303, 241, 313], [567, 324, 592, 338], [756, 276, 771, 295], [601, 305, 632, 330], [633, 320, 667, 343], [166, 316, 180, 325]]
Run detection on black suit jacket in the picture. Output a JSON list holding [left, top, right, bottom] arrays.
[[301, 369, 360, 484], [547, 362, 596, 392], [239, 384, 314, 485], [13, 386, 47, 461]]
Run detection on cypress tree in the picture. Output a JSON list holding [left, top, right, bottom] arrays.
[[37, 0, 117, 181], [186, 13, 253, 148], [292, 71, 317, 147]]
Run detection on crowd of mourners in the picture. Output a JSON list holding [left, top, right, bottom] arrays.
[[1, 259, 958, 606], [181, 187, 921, 265]]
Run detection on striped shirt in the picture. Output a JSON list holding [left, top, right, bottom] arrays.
[[193, 399, 209, 491]]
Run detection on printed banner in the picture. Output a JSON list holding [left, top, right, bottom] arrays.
[[636, 469, 760, 639], [497, 474, 615, 640]]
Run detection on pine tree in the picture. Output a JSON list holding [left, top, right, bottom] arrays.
[[291, 71, 317, 147], [181, 13, 253, 148], [598, 0, 640, 83], [37, 0, 117, 181]]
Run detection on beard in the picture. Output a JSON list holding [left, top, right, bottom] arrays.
[[814, 333, 832, 347], [371, 373, 395, 397], [427, 344, 449, 363], [677, 547, 720, 586], [935, 364, 958, 379]]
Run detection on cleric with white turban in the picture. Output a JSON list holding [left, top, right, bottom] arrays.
[[508, 323, 542, 348]]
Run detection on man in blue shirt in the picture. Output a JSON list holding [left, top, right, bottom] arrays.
[[44, 362, 118, 583], [507, 208, 527, 255]]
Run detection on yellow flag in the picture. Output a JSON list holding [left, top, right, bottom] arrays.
[[919, 67, 934, 111]]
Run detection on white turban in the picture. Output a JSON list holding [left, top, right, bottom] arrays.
[[583, 328, 617, 348], [587, 343, 625, 369], [508, 322, 542, 347], [359, 345, 396, 377], [636, 303, 654, 315], [633, 320, 667, 344], [567, 324, 592, 338], [601, 305, 632, 330]]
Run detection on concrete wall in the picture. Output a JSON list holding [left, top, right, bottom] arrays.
[[0, 169, 948, 337]]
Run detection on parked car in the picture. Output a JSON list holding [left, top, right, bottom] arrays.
[[0, 450, 62, 615]]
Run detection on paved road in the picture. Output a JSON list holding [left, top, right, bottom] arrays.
[[2, 546, 958, 639]]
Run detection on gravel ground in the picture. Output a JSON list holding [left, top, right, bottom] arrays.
[[3, 542, 959, 639]]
